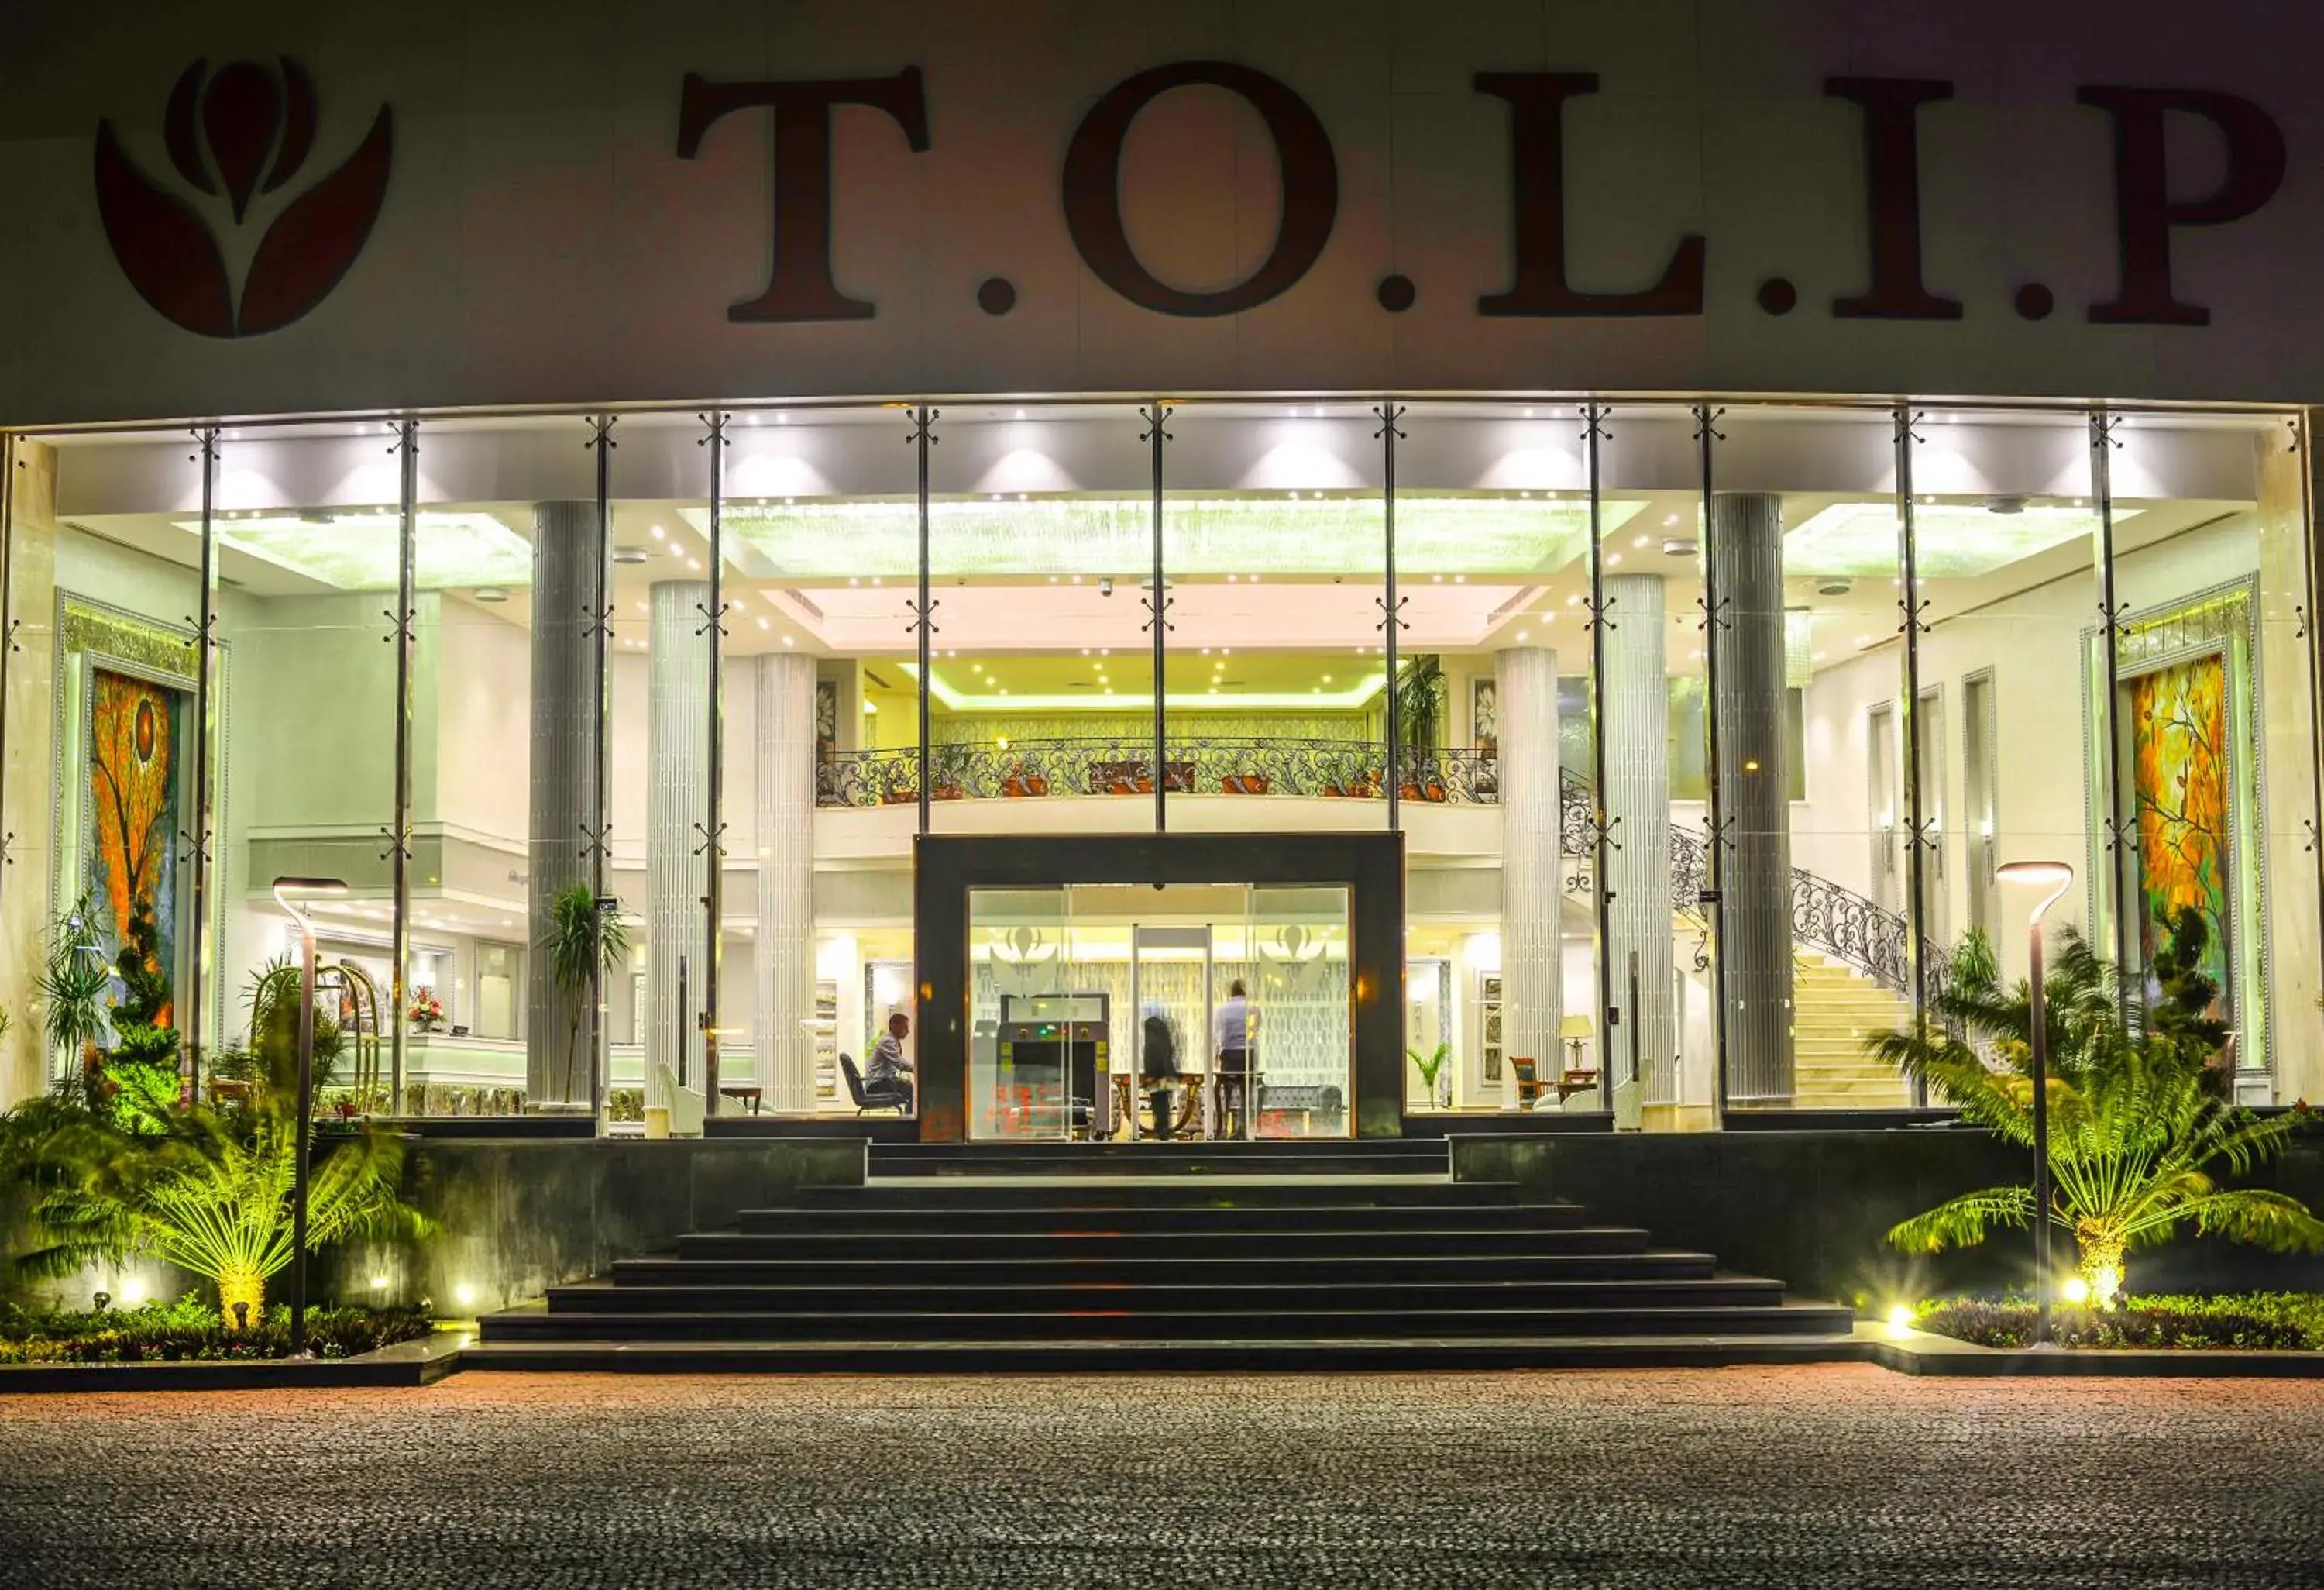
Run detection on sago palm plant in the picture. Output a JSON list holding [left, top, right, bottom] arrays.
[[1, 958, 428, 1325], [1877, 911, 2323, 1305]]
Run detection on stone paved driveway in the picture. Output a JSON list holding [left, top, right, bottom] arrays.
[[4, 1366, 2322, 1588]]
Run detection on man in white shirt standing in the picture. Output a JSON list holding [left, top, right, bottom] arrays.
[[1212, 980, 1257, 1139]]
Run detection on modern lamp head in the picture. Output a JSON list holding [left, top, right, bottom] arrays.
[[1996, 860, 2074, 924], [270, 875, 350, 931]]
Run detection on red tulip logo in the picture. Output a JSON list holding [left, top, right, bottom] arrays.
[[95, 58, 392, 338]]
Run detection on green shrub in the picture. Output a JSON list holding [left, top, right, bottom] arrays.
[[1912, 1292, 2324, 1351], [0, 1295, 431, 1364]]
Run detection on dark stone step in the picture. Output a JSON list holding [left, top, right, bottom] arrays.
[[459, 1334, 1867, 1374], [485, 1299, 1848, 1342], [871, 1138, 1449, 1162], [877, 1152, 1446, 1178], [791, 1180, 1511, 1210], [737, 1199, 1580, 1235], [696, 1222, 1631, 1258], [619, 1249, 1716, 1287], [460, 1330, 1865, 1371]]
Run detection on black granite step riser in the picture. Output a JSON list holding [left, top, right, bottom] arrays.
[[484, 1307, 1846, 1344], [881, 1158, 1446, 1179], [460, 1339, 1862, 1373], [792, 1182, 1513, 1210], [559, 1279, 1778, 1313], [869, 1140, 1449, 1163], [623, 1261, 1714, 1289], [656, 1243, 1679, 1275], [737, 1203, 1583, 1235], [665, 1227, 1664, 1265]]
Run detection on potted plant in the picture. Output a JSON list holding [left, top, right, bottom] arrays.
[[930, 742, 972, 802], [1395, 654, 1449, 800], [1001, 762, 1049, 798], [541, 882, 630, 1103], [1408, 1042, 1450, 1108]]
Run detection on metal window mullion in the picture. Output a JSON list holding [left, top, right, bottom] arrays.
[[2092, 408, 2132, 1027], [916, 404, 933, 836], [2298, 412, 2324, 1072], [1150, 402, 1167, 833], [390, 420, 418, 1114], [1584, 404, 1615, 1110], [1383, 401, 1401, 832], [185, 427, 221, 1104], [1695, 404, 1731, 1120], [587, 415, 616, 1129], [703, 412, 727, 1116], [1894, 404, 1930, 1108]]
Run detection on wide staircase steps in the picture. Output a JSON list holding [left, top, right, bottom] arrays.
[[1790, 956, 1915, 1110], [466, 1138, 1858, 1371]]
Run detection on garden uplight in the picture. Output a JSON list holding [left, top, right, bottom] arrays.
[[1885, 1305, 1915, 1337], [2061, 1276, 2090, 1305]]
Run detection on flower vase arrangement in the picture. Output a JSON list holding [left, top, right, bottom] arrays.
[[407, 988, 444, 1034]]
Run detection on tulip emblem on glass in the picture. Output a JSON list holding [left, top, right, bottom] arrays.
[[95, 58, 393, 338]]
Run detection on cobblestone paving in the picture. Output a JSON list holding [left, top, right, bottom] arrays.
[[4, 1367, 2322, 1588]]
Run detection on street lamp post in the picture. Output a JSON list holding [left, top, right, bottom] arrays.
[[1996, 860, 2073, 1349], [272, 876, 349, 1357]]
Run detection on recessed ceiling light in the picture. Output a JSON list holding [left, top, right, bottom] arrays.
[[756, 617, 768, 630], [782, 635, 794, 646], [1607, 553, 1623, 566], [1665, 514, 1679, 527], [686, 558, 700, 570], [1322, 673, 1334, 683], [634, 601, 648, 613], [1515, 631, 1528, 642], [651, 525, 665, 539]]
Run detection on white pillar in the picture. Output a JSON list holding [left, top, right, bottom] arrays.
[[1604, 573, 1679, 1104], [646, 581, 710, 1112], [525, 501, 599, 1110], [753, 652, 818, 1112], [1497, 646, 1563, 1102]]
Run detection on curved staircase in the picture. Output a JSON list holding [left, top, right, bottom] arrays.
[[466, 1139, 1856, 1371]]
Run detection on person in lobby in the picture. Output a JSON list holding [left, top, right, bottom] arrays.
[[1140, 1001, 1180, 1140], [1212, 981, 1257, 1139], [868, 1010, 916, 1114]]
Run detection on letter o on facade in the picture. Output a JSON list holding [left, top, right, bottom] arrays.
[[1063, 60, 1338, 318]]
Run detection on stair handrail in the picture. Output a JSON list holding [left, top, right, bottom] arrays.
[[1559, 767, 1917, 995]]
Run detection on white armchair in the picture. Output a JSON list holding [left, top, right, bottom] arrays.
[[651, 1060, 706, 1139]]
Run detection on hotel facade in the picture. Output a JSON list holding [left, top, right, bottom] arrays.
[[5, 0, 2322, 1144]]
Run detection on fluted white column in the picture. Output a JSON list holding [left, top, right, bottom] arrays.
[[1710, 493, 1795, 1105], [525, 501, 599, 1110], [646, 581, 710, 1112], [1497, 646, 1563, 1100], [753, 652, 818, 1112], [1604, 574, 1679, 1103]]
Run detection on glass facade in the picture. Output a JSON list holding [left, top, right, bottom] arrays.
[[3, 399, 2318, 1131]]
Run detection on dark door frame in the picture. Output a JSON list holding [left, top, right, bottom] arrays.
[[913, 831, 1406, 1141]]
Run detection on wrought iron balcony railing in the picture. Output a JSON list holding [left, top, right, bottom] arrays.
[[815, 738, 1922, 994]]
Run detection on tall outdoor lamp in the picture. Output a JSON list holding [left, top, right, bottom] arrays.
[[272, 875, 349, 1356], [1996, 860, 2073, 1348]]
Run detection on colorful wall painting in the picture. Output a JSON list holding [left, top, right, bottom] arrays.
[[86, 667, 183, 1025], [2130, 652, 2232, 1014]]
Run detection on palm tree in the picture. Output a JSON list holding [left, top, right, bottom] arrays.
[[1877, 914, 2323, 1305], [541, 883, 629, 1098], [1, 958, 427, 1325]]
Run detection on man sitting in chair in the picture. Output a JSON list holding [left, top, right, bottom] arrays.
[[868, 1010, 916, 1113]]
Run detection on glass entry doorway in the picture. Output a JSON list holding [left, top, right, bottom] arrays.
[[967, 883, 1352, 1141]]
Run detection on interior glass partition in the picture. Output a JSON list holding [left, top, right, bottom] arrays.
[[1162, 401, 1389, 828], [723, 405, 920, 1114], [926, 403, 1156, 835], [1907, 408, 2106, 1054], [1718, 405, 1912, 1113], [1596, 404, 1716, 1129], [1395, 401, 1600, 1114]]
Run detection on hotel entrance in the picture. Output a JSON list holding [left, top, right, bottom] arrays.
[[967, 883, 1353, 1141], [916, 832, 1406, 1141]]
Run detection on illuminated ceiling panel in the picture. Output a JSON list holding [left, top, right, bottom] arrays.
[[700, 495, 1642, 580], [1783, 501, 2136, 579], [177, 511, 534, 590]]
